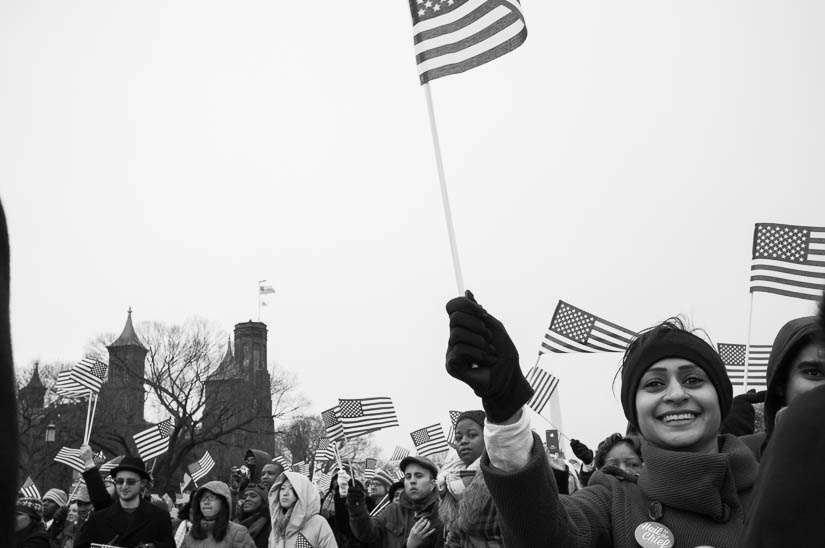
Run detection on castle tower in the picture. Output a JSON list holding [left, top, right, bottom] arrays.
[[19, 363, 46, 410], [233, 321, 274, 452], [102, 309, 147, 425]]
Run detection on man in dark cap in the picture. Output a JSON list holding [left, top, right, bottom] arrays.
[[74, 456, 174, 548], [347, 455, 444, 547]]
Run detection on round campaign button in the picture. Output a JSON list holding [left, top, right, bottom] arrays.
[[634, 521, 675, 548]]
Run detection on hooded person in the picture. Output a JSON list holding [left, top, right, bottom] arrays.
[[244, 449, 273, 488], [740, 316, 825, 459], [14, 497, 50, 548], [229, 449, 274, 519], [182, 480, 255, 548], [268, 471, 337, 548], [235, 484, 271, 548]]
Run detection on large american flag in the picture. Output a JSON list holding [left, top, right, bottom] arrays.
[[133, 418, 174, 461], [55, 370, 88, 398], [409, 0, 527, 84], [540, 301, 637, 354], [525, 366, 559, 414], [188, 451, 215, 484], [718, 343, 772, 388], [321, 406, 345, 442], [338, 397, 399, 438], [749, 223, 825, 301], [19, 477, 40, 499], [410, 424, 450, 457], [70, 357, 108, 393], [54, 447, 86, 473]]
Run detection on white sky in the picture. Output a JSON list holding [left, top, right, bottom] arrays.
[[2, 1, 824, 457]]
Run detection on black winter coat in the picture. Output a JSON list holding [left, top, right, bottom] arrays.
[[74, 499, 174, 548]]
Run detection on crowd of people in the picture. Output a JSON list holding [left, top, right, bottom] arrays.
[[12, 290, 825, 547]]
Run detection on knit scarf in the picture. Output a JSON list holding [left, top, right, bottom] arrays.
[[273, 505, 295, 537], [638, 435, 759, 521]]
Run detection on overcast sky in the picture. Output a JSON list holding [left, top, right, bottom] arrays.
[[2, 1, 823, 457]]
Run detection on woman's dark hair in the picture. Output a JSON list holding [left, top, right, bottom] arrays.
[[593, 433, 643, 469], [189, 489, 229, 541]]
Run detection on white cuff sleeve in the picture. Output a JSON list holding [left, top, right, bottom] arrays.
[[484, 408, 533, 473]]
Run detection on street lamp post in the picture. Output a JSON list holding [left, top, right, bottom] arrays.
[[45, 423, 56, 443]]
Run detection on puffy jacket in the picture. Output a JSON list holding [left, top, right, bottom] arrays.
[[183, 481, 256, 548], [269, 471, 338, 548]]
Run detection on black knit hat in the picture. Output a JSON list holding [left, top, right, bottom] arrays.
[[455, 410, 486, 429], [620, 326, 732, 429]]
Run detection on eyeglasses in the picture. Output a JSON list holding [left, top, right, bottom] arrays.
[[201, 493, 219, 502], [115, 478, 140, 486]]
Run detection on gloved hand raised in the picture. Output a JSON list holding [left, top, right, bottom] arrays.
[[570, 439, 594, 465], [445, 291, 533, 423], [345, 479, 366, 507]]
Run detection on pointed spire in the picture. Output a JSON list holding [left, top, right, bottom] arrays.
[[109, 308, 146, 349], [220, 337, 234, 365], [27, 362, 44, 389]]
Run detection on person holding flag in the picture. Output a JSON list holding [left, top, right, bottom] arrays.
[[74, 456, 175, 548], [445, 291, 759, 548]]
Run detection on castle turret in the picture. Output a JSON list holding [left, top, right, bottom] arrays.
[[102, 308, 147, 425], [19, 363, 46, 409]]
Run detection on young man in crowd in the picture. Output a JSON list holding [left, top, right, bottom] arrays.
[[347, 455, 444, 548], [74, 456, 175, 548]]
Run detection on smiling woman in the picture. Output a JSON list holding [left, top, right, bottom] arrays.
[[445, 294, 762, 548]]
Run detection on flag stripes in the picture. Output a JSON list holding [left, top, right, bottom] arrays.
[[55, 370, 88, 398], [54, 447, 86, 472], [321, 407, 345, 442], [70, 357, 108, 393], [188, 451, 215, 483], [338, 397, 399, 438], [273, 455, 291, 468], [19, 477, 40, 499], [409, 0, 527, 84], [315, 438, 336, 462], [749, 223, 825, 301], [718, 343, 772, 387], [389, 446, 411, 462], [133, 418, 174, 461], [410, 424, 450, 457], [364, 458, 378, 481], [525, 366, 559, 414], [540, 300, 636, 354]]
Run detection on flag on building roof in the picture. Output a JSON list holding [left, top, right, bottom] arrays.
[[410, 424, 450, 457], [321, 406, 345, 442], [55, 370, 88, 398], [408, 0, 527, 84], [338, 397, 399, 439], [259, 283, 276, 295], [364, 458, 378, 481], [54, 447, 86, 473], [19, 477, 40, 499], [133, 418, 174, 461], [389, 446, 411, 462], [188, 451, 215, 484], [99, 455, 124, 476], [749, 223, 825, 301], [273, 455, 291, 468], [69, 357, 108, 393], [540, 301, 636, 354], [315, 438, 336, 463], [525, 366, 559, 415], [718, 343, 772, 387]]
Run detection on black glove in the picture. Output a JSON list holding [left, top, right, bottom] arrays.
[[446, 290, 533, 423], [570, 439, 594, 465], [737, 390, 766, 404], [346, 480, 366, 507]]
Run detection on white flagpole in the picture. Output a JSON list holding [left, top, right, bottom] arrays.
[[83, 390, 93, 444], [423, 83, 465, 295], [744, 292, 755, 390], [85, 394, 99, 445]]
